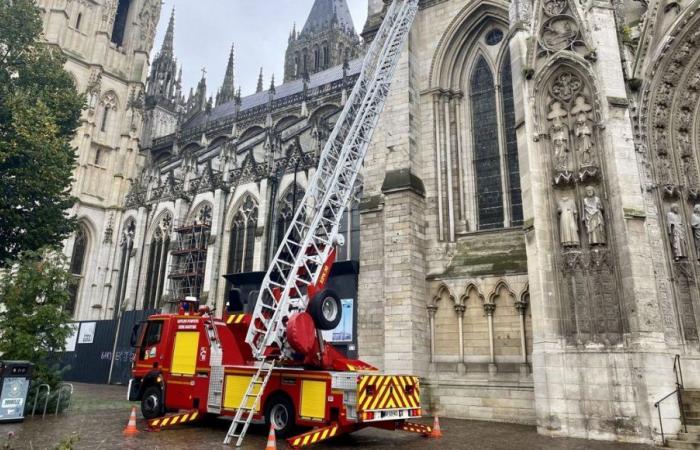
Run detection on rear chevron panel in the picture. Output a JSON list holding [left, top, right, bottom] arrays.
[[357, 375, 420, 411]]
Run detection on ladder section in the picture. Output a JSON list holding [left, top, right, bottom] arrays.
[[245, 0, 419, 361], [205, 319, 224, 414], [223, 359, 276, 447]]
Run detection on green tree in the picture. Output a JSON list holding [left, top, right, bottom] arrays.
[[0, 0, 85, 266], [0, 248, 74, 389]]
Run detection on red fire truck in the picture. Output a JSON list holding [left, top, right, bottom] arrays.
[[128, 297, 429, 448], [128, 1, 425, 447]]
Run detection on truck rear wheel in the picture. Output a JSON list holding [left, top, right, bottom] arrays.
[[141, 386, 164, 420], [308, 289, 342, 331], [265, 394, 296, 437]]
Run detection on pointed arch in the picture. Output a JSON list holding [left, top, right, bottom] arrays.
[[489, 279, 516, 304], [461, 282, 485, 305], [428, 3, 520, 237], [429, 0, 510, 89], [431, 283, 456, 308], [431, 282, 460, 361], [187, 201, 213, 226]]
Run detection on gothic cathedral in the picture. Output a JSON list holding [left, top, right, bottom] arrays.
[[43, 0, 700, 445]]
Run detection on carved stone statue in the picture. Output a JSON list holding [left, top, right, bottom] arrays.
[[558, 195, 579, 247], [583, 186, 605, 245], [548, 102, 570, 171], [571, 96, 594, 165], [667, 203, 688, 260], [691, 205, 700, 260]]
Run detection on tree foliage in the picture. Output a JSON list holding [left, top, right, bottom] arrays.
[[0, 0, 85, 266], [0, 248, 74, 388]]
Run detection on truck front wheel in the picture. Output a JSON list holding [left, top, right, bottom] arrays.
[[265, 395, 296, 437], [141, 386, 164, 420]]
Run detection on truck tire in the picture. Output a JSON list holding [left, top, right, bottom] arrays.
[[265, 394, 296, 437], [141, 386, 164, 420], [308, 289, 342, 331]]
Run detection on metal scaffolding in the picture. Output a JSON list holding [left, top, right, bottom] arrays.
[[169, 223, 210, 302]]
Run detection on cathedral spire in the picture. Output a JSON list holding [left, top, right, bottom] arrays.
[[216, 44, 236, 106], [301, 0, 355, 35], [256, 68, 264, 93], [283, 0, 359, 82], [161, 8, 176, 58]]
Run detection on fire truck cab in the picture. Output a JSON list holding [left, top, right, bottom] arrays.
[[128, 299, 426, 446]]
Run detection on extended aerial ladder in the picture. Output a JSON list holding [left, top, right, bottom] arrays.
[[224, 1, 420, 446]]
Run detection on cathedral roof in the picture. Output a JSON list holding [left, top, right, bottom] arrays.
[[181, 57, 362, 131], [301, 0, 356, 36]]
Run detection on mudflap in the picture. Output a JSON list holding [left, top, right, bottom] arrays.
[[148, 410, 200, 431], [287, 422, 345, 449], [398, 421, 433, 435]]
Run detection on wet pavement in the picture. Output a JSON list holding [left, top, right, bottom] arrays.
[[1, 383, 659, 450]]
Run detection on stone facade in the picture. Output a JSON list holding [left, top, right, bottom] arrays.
[[356, 0, 700, 445], [38, 0, 161, 320], [54, 0, 700, 445]]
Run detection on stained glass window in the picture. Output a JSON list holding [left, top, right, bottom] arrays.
[[228, 196, 258, 274], [500, 51, 523, 226], [471, 57, 504, 230]]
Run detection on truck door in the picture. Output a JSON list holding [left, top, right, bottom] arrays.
[[137, 320, 165, 367]]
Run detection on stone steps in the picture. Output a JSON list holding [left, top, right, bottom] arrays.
[[668, 391, 700, 448]]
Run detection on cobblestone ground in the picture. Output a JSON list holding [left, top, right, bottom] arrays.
[[0, 383, 660, 450]]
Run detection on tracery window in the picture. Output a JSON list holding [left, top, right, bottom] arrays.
[[435, 25, 522, 240], [275, 184, 305, 252], [68, 224, 89, 315], [228, 196, 258, 274], [144, 213, 171, 309]]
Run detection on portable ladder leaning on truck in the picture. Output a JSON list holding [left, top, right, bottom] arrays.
[[225, 0, 420, 446]]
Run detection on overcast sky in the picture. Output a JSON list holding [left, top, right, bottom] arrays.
[[153, 0, 368, 100]]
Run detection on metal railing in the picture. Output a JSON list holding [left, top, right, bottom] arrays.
[[654, 355, 687, 446]]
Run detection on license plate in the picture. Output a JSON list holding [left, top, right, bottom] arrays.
[[381, 410, 401, 419]]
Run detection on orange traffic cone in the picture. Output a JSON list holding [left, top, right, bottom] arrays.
[[123, 407, 139, 436], [265, 423, 277, 450], [428, 415, 443, 438]]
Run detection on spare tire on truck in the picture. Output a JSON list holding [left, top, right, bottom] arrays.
[[307, 289, 342, 330]]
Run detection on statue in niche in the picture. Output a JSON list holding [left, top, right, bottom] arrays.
[[558, 195, 579, 247], [571, 96, 594, 165], [583, 186, 606, 245], [667, 203, 688, 261], [691, 205, 700, 260], [548, 102, 570, 171]]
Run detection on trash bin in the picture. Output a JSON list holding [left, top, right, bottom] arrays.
[[0, 361, 33, 422]]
